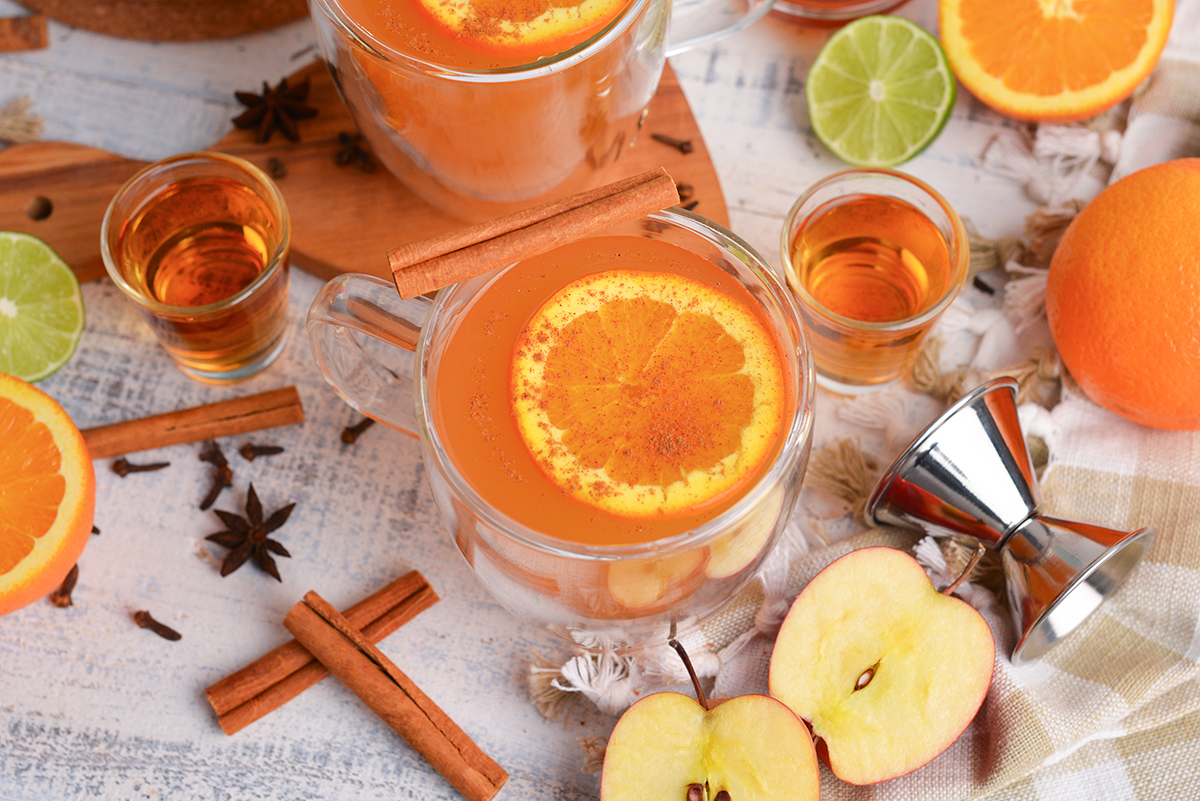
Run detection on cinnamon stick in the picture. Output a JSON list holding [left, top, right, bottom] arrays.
[[206, 570, 438, 735], [285, 591, 508, 801], [389, 167, 680, 299], [0, 15, 47, 52], [81, 386, 304, 459]]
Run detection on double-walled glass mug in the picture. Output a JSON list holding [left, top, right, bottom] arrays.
[[309, 0, 774, 221], [307, 209, 815, 647]]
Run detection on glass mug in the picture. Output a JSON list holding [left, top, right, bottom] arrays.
[[307, 209, 815, 647], [309, 0, 774, 221]]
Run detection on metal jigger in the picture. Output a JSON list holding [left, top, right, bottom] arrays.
[[865, 378, 1154, 665]]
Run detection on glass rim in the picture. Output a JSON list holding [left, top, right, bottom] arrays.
[[414, 207, 817, 560], [780, 166, 970, 334], [311, 0, 653, 81], [100, 151, 291, 318]]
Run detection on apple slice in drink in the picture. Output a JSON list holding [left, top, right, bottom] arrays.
[[607, 550, 706, 612], [768, 546, 994, 785]]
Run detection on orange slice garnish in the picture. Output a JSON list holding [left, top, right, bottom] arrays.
[[414, 0, 627, 57], [511, 270, 786, 519]]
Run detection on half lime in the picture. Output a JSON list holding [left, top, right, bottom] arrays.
[[0, 232, 85, 382], [806, 15, 956, 167]]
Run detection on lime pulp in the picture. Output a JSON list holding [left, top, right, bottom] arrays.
[[806, 15, 956, 168], [0, 232, 85, 382]]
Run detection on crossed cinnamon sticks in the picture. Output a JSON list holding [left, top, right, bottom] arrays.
[[204, 571, 507, 801]]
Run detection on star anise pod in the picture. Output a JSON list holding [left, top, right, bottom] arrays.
[[232, 77, 318, 144], [334, 131, 377, 173], [205, 484, 295, 581]]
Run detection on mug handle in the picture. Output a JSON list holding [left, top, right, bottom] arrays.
[[667, 0, 776, 56], [306, 273, 431, 439]]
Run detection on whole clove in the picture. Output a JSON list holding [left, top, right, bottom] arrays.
[[134, 610, 182, 641], [267, 156, 287, 179], [681, 199, 699, 211], [111, 457, 170, 477], [91, 525, 100, 536], [651, 133, 694, 154], [240, 442, 285, 461], [972, 275, 996, 295], [341, 417, 376, 444], [675, 182, 695, 203], [48, 564, 78, 608], [199, 441, 234, 510]]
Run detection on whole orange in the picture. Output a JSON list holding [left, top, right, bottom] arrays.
[[1046, 159, 1200, 430]]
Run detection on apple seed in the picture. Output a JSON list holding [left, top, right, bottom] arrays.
[[714, 791, 730, 801], [854, 665, 878, 691], [687, 784, 704, 801]]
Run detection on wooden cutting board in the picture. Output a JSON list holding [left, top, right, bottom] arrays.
[[16, 0, 309, 41], [0, 59, 727, 284]]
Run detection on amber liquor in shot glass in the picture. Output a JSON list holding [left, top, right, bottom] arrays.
[[101, 152, 291, 383], [781, 168, 969, 395]]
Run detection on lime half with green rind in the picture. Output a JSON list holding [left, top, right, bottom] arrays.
[[806, 15, 956, 168], [0, 232, 85, 382]]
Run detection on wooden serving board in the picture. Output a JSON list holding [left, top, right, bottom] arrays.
[[0, 59, 727, 284], [16, 0, 309, 41]]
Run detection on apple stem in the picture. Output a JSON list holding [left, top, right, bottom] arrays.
[[670, 638, 709, 712], [942, 543, 987, 596]]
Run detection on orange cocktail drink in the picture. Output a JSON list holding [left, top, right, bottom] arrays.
[[310, 0, 667, 220], [307, 211, 816, 646]]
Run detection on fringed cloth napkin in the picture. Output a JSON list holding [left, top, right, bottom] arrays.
[[533, 2, 1200, 797]]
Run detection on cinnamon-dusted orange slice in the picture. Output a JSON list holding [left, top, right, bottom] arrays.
[[415, 0, 627, 58], [511, 270, 786, 519]]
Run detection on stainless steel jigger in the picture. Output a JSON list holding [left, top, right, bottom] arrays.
[[865, 377, 1154, 665]]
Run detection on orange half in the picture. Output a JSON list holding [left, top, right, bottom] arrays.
[[0, 373, 95, 616], [939, 0, 1174, 122], [511, 270, 786, 519]]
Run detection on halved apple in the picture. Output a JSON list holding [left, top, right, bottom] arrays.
[[602, 641, 820, 801], [768, 546, 995, 785]]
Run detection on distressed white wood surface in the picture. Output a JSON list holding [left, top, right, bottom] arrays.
[[0, 2, 1045, 799]]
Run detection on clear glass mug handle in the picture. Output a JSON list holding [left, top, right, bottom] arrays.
[[306, 274, 430, 439], [667, 0, 776, 56]]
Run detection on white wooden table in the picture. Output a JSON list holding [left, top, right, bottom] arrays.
[[0, 2, 1051, 798]]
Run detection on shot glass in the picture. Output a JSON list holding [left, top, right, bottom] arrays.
[[101, 152, 291, 383], [781, 168, 969, 395], [771, 0, 910, 23]]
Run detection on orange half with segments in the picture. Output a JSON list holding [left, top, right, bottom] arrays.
[[940, 0, 1174, 122], [511, 270, 786, 519], [0, 372, 95, 616]]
